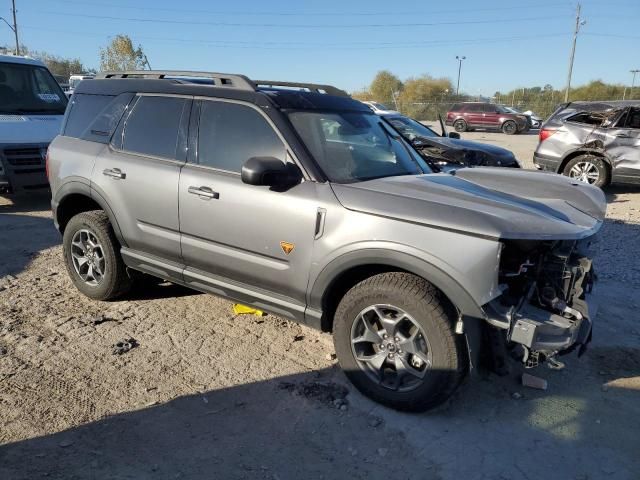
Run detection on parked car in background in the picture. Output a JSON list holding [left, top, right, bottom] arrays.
[[446, 102, 529, 134], [49, 70, 603, 412], [66, 73, 95, 96], [0, 54, 68, 194], [505, 106, 543, 129], [362, 100, 399, 115], [534, 100, 640, 188], [381, 113, 521, 170]]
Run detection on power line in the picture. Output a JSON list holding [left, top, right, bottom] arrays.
[[19, 25, 569, 50], [38, 0, 571, 17], [41, 11, 561, 29]]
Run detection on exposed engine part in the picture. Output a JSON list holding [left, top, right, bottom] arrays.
[[488, 237, 597, 368]]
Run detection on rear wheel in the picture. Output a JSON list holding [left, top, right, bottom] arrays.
[[333, 272, 466, 412], [453, 119, 467, 132], [563, 154, 610, 188], [63, 210, 132, 300], [502, 120, 517, 135]]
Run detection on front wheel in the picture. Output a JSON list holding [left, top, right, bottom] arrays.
[[333, 272, 467, 412], [563, 154, 610, 188]]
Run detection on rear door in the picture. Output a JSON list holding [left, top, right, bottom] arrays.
[[464, 104, 484, 127], [178, 98, 319, 320], [482, 104, 500, 127], [92, 94, 191, 277], [607, 107, 640, 182]]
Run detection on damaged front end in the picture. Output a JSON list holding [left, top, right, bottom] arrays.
[[484, 236, 598, 368]]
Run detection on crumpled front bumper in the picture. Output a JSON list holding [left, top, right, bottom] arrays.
[[484, 285, 597, 358]]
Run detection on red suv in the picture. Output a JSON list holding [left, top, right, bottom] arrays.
[[446, 102, 529, 135]]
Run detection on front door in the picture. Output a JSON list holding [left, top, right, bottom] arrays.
[[92, 94, 191, 274], [178, 99, 318, 320]]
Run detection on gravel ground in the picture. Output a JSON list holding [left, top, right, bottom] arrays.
[[1, 134, 639, 479]]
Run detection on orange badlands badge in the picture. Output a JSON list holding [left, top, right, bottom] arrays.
[[280, 241, 295, 255]]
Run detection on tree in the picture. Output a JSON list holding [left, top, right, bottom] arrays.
[[1, 44, 92, 78], [398, 75, 453, 119], [369, 70, 403, 108], [35, 52, 90, 78], [99, 35, 146, 71]]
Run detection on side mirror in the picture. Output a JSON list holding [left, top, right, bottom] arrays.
[[241, 157, 301, 187], [448, 132, 461, 139]]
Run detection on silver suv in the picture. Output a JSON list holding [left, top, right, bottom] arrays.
[[534, 100, 640, 188], [48, 71, 605, 411]]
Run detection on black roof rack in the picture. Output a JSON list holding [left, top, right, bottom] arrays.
[[254, 80, 349, 98], [95, 71, 350, 98], [95, 70, 256, 91]]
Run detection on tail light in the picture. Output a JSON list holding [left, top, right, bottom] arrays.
[[539, 128, 557, 142]]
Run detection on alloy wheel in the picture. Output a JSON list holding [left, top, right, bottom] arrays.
[[350, 304, 432, 392], [70, 229, 106, 286], [569, 161, 600, 184]]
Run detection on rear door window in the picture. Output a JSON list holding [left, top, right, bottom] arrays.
[[196, 100, 286, 173], [121, 95, 189, 160]]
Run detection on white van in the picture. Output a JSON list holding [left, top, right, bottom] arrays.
[[67, 73, 95, 96], [0, 54, 67, 194]]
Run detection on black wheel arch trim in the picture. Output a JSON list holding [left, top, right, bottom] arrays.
[[559, 148, 613, 174], [307, 248, 485, 324], [52, 179, 128, 248]]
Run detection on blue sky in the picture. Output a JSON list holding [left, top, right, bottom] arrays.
[[3, 0, 639, 95]]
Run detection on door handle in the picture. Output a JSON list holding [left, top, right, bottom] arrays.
[[103, 168, 126, 179], [615, 133, 630, 138], [188, 185, 219, 199]]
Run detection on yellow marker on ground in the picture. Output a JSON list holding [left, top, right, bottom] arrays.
[[232, 304, 266, 316]]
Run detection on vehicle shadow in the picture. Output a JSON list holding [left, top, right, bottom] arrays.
[[0, 193, 59, 278], [0, 356, 638, 479]]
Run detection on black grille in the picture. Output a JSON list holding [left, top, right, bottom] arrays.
[[3, 147, 43, 166]]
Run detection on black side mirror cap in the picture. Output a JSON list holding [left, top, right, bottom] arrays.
[[448, 132, 461, 139], [241, 156, 302, 187]]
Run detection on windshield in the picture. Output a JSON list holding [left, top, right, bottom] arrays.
[[0, 62, 67, 114], [289, 111, 430, 183], [384, 115, 439, 141]]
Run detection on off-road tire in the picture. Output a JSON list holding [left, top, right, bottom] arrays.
[[502, 120, 517, 135], [63, 210, 132, 300], [453, 119, 467, 132], [563, 154, 611, 188], [333, 272, 467, 412]]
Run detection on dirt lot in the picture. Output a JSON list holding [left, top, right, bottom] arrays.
[[1, 133, 639, 479]]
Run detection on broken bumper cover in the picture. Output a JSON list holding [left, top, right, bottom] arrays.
[[484, 288, 597, 357]]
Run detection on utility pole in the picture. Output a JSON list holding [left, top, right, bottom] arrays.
[[630, 69, 640, 100], [143, 53, 152, 70], [1, 0, 20, 55], [564, 3, 585, 102], [455, 56, 465, 96]]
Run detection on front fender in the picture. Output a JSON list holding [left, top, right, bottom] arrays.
[[307, 247, 489, 320]]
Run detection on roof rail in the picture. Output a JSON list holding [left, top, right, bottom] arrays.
[[254, 80, 349, 98], [95, 70, 256, 91]]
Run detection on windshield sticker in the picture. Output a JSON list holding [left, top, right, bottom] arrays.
[[38, 93, 60, 102]]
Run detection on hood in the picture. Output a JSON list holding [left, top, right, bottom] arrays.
[[415, 136, 518, 167], [0, 115, 63, 145], [331, 168, 606, 240], [425, 136, 514, 157]]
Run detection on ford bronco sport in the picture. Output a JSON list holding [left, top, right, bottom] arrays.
[[48, 71, 605, 411]]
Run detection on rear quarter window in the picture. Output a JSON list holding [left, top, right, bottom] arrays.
[[63, 94, 114, 138], [63, 93, 134, 143]]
